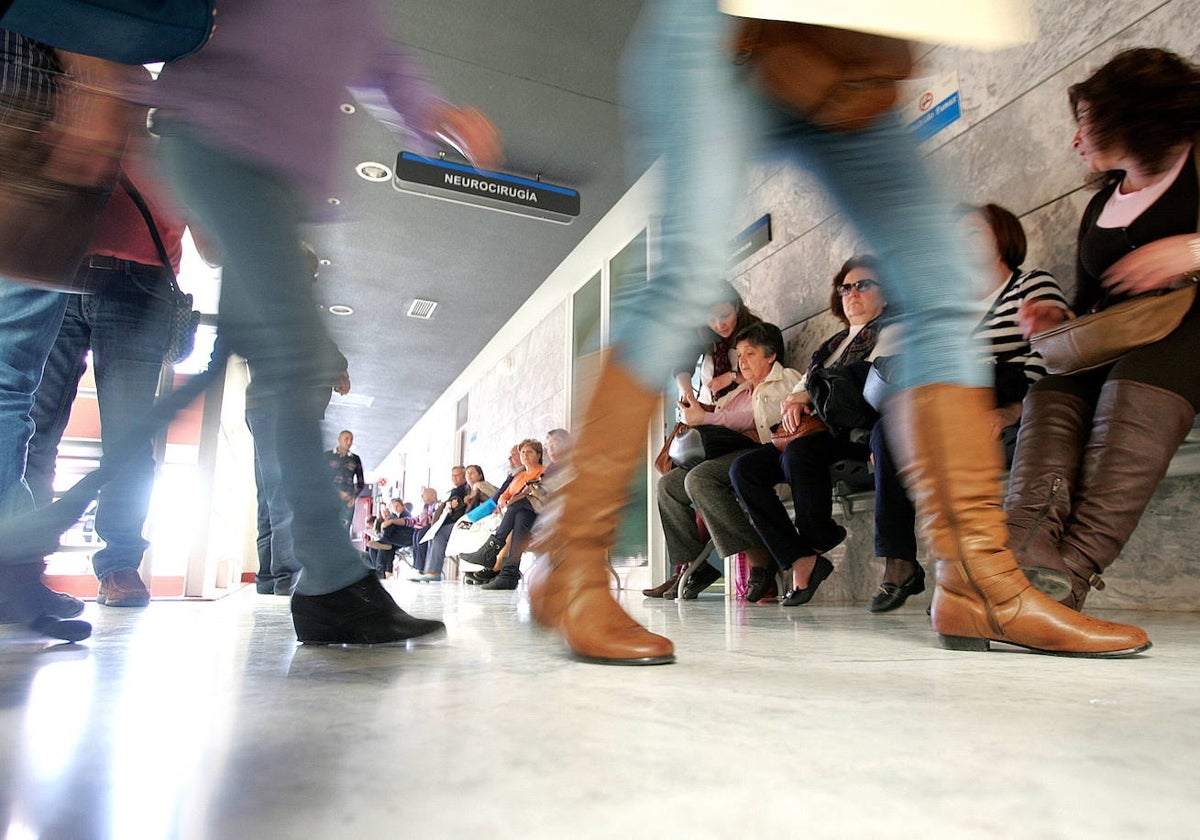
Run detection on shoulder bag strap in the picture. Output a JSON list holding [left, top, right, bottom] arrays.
[[118, 172, 180, 292]]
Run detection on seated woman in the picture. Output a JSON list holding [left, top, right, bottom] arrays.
[[868, 203, 1068, 612], [655, 321, 800, 600], [460, 438, 547, 590], [1009, 49, 1199, 611], [730, 256, 887, 606], [463, 464, 499, 513]]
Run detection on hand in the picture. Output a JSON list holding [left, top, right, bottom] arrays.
[[708, 372, 736, 393], [989, 403, 1023, 440], [680, 400, 707, 426], [781, 391, 812, 413], [332, 371, 351, 396], [425, 103, 503, 171], [1018, 299, 1070, 338], [1102, 235, 1199, 295], [780, 401, 806, 434]]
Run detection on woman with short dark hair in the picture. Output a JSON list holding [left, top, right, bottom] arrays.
[[1011, 47, 1200, 611]]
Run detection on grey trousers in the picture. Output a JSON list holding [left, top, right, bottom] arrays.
[[657, 450, 764, 571]]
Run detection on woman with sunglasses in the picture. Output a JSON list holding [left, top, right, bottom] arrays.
[[729, 256, 887, 605]]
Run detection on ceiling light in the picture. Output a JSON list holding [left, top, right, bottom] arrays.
[[340, 103, 356, 114], [328, 304, 354, 316], [327, 197, 341, 206], [407, 299, 438, 319], [355, 161, 393, 182], [318, 259, 331, 266]]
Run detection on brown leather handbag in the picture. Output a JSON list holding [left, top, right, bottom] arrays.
[[732, 20, 913, 132], [770, 414, 828, 451]]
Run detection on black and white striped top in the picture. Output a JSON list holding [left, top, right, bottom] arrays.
[[973, 268, 1067, 387]]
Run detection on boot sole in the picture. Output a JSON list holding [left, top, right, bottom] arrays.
[[570, 651, 676, 666], [939, 634, 1152, 658], [1020, 567, 1074, 601], [299, 624, 447, 647]]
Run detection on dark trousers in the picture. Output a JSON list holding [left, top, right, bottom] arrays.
[[730, 433, 867, 570], [870, 422, 918, 563], [494, 498, 537, 561]]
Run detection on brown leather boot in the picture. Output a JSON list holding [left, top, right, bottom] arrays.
[[1054, 379, 1196, 609], [643, 563, 686, 598], [528, 353, 674, 665], [1004, 387, 1091, 601], [887, 385, 1150, 657]]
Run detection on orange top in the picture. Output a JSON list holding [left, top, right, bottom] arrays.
[[499, 465, 546, 505]]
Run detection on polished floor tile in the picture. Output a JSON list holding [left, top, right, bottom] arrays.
[[1, 581, 1197, 839]]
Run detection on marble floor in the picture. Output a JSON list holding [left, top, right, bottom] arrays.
[[1, 580, 1197, 840]]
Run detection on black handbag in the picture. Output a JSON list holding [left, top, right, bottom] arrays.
[[120, 174, 201, 365], [667, 424, 757, 471], [806, 361, 878, 433]]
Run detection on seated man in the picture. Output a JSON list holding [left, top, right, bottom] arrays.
[[419, 465, 471, 581]]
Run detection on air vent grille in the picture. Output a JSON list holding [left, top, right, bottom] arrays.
[[407, 299, 438, 319]]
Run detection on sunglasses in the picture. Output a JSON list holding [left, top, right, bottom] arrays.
[[837, 278, 880, 296]]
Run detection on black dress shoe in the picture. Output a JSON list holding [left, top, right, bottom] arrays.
[[0, 582, 85, 620], [745, 566, 777, 603], [781, 555, 834, 607], [291, 574, 445, 645], [465, 568, 498, 585], [868, 564, 926, 613], [680, 562, 722, 600]]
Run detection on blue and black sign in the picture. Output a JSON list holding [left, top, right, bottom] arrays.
[[731, 214, 772, 265], [394, 152, 580, 225]]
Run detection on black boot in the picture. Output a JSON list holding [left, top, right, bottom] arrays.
[[291, 573, 445, 645], [465, 568, 499, 585], [460, 535, 504, 569], [0, 563, 91, 642], [481, 563, 521, 590]]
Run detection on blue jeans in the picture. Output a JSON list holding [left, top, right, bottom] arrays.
[[157, 123, 365, 596], [245, 391, 303, 589], [617, 0, 987, 393], [0, 278, 68, 553], [25, 267, 174, 579]]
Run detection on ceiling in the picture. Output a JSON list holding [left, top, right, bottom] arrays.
[[307, 0, 648, 469]]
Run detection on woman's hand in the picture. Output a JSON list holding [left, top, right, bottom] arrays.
[[680, 398, 707, 426], [708, 371, 737, 394], [1102, 235, 1199, 295], [779, 391, 812, 433], [1018, 298, 1071, 338], [990, 403, 1023, 440], [425, 102, 503, 171]]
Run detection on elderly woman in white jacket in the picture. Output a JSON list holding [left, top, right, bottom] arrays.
[[654, 321, 802, 599]]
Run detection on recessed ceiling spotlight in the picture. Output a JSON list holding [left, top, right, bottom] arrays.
[[355, 161, 393, 182], [318, 258, 332, 266], [328, 304, 354, 316], [327, 197, 341, 205], [340, 103, 356, 115]]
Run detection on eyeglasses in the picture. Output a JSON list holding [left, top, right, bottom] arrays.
[[837, 278, 880, 296]]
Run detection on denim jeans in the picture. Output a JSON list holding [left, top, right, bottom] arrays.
[[157, 122, 365, 596], [0, 278, 68, 551], [245, 391, 303, 589], [617, 0, 987, 393], [25, 268, 174, 579]]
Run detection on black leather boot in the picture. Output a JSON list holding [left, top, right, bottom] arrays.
[[291, 573, 445, 645], [460, 535, 503, 569], [481, 562, 521, 590]]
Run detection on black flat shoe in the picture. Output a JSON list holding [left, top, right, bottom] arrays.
[[781, 555, 833, 607], [680, 562, 722, 600], [291, 574, 445, 645], [745, 566, 777, 603], [465, 568, 498, 585], [868, 564, 926, 613]]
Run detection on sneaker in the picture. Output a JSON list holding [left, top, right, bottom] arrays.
[[97, 568, 151, 607]]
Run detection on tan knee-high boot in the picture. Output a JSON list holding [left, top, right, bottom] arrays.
[[1056, 379, 1196, 609], [528, 354, 675, 665], [887, 385, 1149, 657]]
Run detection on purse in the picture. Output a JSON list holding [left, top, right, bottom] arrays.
[[731, 20, 913, 132], [0, 44, 119, 291], [666, 424, 757, 471], [806, 363, 879, 432], [769, 414, 828, 451], [655, 422, 688, 475], [2, 0, 217, 64], [120, 174, 201, 365], [1030, 282, 1198, 376]]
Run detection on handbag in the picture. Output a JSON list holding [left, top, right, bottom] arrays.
[[666, 424, 757, 471], [1030, 281, 1198, 376], [731, 20, 913, 132], [0, 43, 120, 291], [806, 363, 879, 432], [655, 422, 688, 475], [120, 174, 201, 365], [1, 0, 217, 64], [769, 414, 828, 451]]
